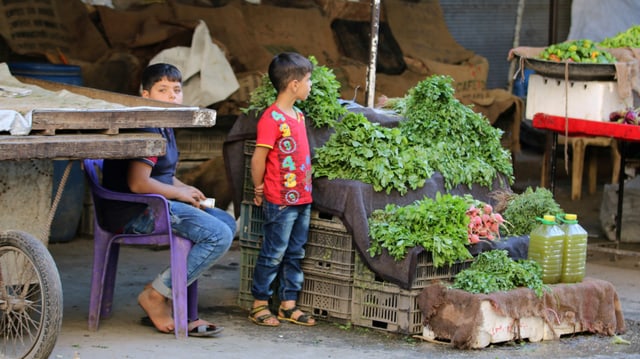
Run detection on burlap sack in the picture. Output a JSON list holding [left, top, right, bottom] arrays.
[[171, 1, 273, 72], [0, 0, 109, 61]]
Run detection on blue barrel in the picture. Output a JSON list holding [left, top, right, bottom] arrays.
[[9, 62, 85, 243], [7, 62, 83, 86]]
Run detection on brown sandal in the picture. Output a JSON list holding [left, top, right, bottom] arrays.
[[277, 306, 316, 326], [249, 304, 280, 327]]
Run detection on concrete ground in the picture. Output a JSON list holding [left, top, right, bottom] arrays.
[[45, 144, 640, 359]]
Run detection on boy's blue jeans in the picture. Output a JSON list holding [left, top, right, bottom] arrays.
[[251, 200, 311, 302], [124, 200, 236, 299]]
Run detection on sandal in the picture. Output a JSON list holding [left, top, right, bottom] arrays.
[[249, 304, 280, 327], [277, 305, 316, 326], [188, 319, 224, 337], [140, 316, 224, 337]]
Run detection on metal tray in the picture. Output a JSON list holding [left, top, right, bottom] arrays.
[[522, 57, 617, 81]]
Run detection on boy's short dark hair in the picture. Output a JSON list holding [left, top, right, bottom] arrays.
[[268, 52, 314, 93], [141, 63, 182, 91]]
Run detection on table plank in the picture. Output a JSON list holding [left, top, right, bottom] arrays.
[[0, 133, 166, 160], [31, 107, 216, 135]]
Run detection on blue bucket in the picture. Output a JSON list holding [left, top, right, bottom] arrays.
[[512, 68, 534, 98], [8, 62, 83, 86], [9, 62, 86, 242]]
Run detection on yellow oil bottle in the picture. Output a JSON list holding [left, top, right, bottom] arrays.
[[528, 215, 564, 284], [560, 213, 588, 283]]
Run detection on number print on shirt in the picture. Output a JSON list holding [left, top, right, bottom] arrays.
[[284, 172, 297, 188], [285, 190, 300, 204], [279, 137, 296, 154], [279, 123, 291, 137]]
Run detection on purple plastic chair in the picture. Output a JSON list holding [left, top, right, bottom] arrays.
[[83, 159, 197, 338]]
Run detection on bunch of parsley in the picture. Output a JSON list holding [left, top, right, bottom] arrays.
[[502, 186, 563, 236], [368, 193, 473, 266], [452, 249, 548, 297], [313, 112, 434, 195], [241, 56, 345, 128], [396, 75, 514, 190]]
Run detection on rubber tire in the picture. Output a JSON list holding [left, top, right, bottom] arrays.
[[0, 230, 63, 359]]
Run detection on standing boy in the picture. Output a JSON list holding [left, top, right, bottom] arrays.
[[102, 63, 236, 336], [249, 52, 316, 327]]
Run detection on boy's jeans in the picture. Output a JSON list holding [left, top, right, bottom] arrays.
[[251, 200, 311, 302], [125, 200, 236, 298]]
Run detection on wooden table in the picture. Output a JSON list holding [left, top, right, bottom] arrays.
[[533, 112, 640, 258]]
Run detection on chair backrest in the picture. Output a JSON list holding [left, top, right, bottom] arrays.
[[82, 158, 173, 244]]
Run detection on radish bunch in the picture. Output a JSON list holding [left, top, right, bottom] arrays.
[[466, 203, 505, 244], [609, 108, 639, 125]]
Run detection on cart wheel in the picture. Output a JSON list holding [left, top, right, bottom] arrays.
[[0, 230, 63, 359]]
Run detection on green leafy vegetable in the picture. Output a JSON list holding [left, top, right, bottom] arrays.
[[502, 187, 563, 236], [396, 75, 514, 190], [313, 75, 514, 195], [368, 193, 473, 266], [241, 56, 346, 128], [452, 250, 548, 297], [313, 112, 433, 195], [599, 25, 640, 49]]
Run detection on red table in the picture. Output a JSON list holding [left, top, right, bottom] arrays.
[[533, 113, 640, 258]]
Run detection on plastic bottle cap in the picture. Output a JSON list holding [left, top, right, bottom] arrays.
[[565, 213, 577, 221], [543, 215, 556, 222]]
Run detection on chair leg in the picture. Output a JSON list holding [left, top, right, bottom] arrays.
[[571, 139, 586, 200], [100, 243, 120, 318], [188, 281, 198, 323], [611, 140, 621, 184], [170, 236, 193, 338], [588, 148, 598, 195], [88, 235, 113, 331]]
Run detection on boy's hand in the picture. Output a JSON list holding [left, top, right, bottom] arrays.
[[176, 185, 205, 207], [253, 183, 264, 206]]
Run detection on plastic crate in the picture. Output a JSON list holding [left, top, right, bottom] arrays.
[[355, 249, 472, 288], [175, 128, 227, 160], [309, 210, 348, 232], [237, 246, 259, 310], [242, 140, 256, 203], [297, 273, 352, 324], [237, 246, 281, 312], [351, 279, 423, 335], [302, 226, 354, 279], [239, 202, 264, 249]]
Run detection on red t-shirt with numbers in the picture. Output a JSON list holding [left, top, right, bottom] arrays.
[[255, 103, 313, 206]]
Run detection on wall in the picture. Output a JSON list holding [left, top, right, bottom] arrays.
[[441, 0, 572, 90]]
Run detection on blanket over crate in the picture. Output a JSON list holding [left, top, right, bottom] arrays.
[[417, 277, 626, 349], [224, 102, 512, 289]]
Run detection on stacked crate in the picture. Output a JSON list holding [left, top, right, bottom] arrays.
[[237, 202, 264, 310], [297, 211, 354, 324], [238, 139, 471, 334], [351, 252, 472, 335]]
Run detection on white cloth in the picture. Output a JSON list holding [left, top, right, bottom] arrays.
[[568, 0, 640, 42], [0, 63, 31, 135], [149, 20, 240, 108]]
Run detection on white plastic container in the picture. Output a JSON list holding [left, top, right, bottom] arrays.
[[525, 74, 628, 121]]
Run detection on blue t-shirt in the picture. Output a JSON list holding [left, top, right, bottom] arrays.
[[101, 127, 178, 232]]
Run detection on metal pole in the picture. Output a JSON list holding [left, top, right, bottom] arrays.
[[365, 0, 381, 108]]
